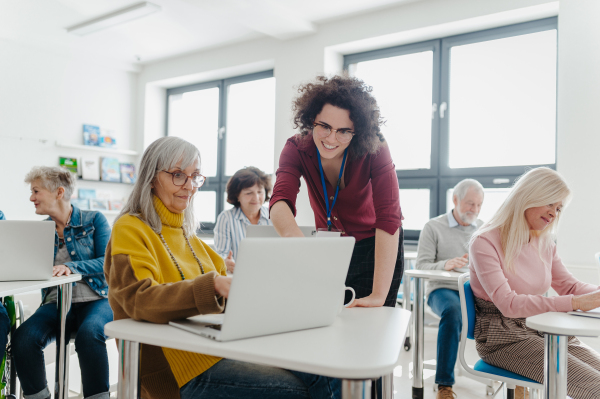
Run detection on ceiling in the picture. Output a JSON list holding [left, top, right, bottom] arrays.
[[0, 0, 418, 67]]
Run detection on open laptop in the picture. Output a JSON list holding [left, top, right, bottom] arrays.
[[169, 237, 355, 341], [246, 225, 317, 238], [0, 220, 55, 281]]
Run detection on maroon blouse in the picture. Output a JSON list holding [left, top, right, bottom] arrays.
[[269, 135, 402, 242]]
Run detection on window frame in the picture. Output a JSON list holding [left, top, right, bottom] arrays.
[[165, 70, 275, 233], [344, 18, 557, 243]]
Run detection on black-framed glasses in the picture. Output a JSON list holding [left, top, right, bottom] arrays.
[[313, 122, 355, 144], [161, 170, 206, 188]]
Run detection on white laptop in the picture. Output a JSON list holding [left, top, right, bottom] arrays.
[[0, 220, 55, 281], [169, 237, 355, 341], [245, 225, 317, 238]]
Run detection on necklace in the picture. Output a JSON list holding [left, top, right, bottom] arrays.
[[158, 227, 205, 280], [56, 207, 73, 245]]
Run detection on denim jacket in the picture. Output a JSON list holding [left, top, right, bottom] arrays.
[[0, 210, 5, 220], [41, 206, 111, 303]]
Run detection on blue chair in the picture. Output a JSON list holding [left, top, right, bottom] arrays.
[[458, 274, 543, 399]]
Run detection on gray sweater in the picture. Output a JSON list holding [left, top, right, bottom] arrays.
[[415, 212, 483, 295]]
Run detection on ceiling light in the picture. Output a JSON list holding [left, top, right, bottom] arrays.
[[66, 2, 161, 36]]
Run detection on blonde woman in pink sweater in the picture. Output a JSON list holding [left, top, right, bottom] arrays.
[[469, 167, 600, 399]]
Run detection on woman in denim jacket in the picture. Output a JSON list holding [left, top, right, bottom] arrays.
[[13, 167, 113, 399]]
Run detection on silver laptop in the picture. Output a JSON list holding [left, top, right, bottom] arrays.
[[169, 237, 355, 341], [0, 220, 55, 281], [245, 225, 317, 238]]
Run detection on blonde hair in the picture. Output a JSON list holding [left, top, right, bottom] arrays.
[[24, 166, 77, 201], [471, 167, 571, 273], [118, 136, 201, 237]]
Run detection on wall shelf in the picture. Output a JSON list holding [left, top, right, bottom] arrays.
[[55, 141, 138, 156], [78, 178, 133, 185]]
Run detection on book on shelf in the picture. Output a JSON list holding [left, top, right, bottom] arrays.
[[100, 129, 117, 148], [109, 200, 125, 211], [95, 189, 112, 200], [78, 188, 96, 200], [100, 157, 121, 182], [89, 199, 109, 211], [71, 198, 90, 210], [81, 157, 100, 181], [120, 163, 136, 184], [83, 125, 101, 146], [59, 157, 78, 174]]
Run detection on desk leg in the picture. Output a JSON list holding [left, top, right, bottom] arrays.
[[55, 282, 72, 399], [544, 334, 567, 399], [412, 277, 424, 399], [342, 379, 372, 399], [402, 276, 411, 351], [382, 373, 393, 399], [118, 339, 141, 399]]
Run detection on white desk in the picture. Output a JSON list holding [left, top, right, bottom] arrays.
[[526, 312, 600, 399], [105, 307, 411, 399], [0, 275, 81, 399], [403, 269, 464, 399]]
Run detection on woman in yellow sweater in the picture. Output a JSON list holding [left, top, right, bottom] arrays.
[[105, 136, 339, 399]]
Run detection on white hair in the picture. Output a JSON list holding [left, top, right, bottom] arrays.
[[118, 136, 201, 237], [24, 166, 76, 201], [453, 179, 484, 201], [470, 167, 571, 273]]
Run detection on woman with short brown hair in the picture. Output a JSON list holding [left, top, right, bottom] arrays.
[[214, 166, 272, 273]]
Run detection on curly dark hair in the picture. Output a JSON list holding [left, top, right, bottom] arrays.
[[292, 75, 385, 158], [226, 166, 272, 208]]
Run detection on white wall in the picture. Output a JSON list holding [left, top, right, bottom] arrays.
[[0, 39, 138, 224], [135, 0, 598, 280]]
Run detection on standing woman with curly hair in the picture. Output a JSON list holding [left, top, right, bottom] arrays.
[[270, 75, 403, 308]]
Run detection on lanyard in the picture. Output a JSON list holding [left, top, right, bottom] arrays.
[[317, 147, 348, 231]]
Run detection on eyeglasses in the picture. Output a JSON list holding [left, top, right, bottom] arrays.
[[313, 123, 355, 144], [161, 170, 206, 188]]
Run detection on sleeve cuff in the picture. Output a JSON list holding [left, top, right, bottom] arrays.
[[555, 295, 574, 312], [374, 220, 401, 236], [192, 271, 225, 314]]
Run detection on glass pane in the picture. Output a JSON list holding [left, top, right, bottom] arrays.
[[399, 189, 430, 230], [226, 77, 276, 176], [193, 191, 216, 223], [168, 87, 220, 177], [446, 187, 512, 224], [448, 30, 557, 168], [352, 51, 433, 170]]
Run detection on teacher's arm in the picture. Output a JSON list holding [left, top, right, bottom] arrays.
[[348, 227, 399, 307], [270, 201, 305, 237]]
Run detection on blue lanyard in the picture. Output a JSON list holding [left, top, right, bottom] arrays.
[[317, 147, 348, 231]]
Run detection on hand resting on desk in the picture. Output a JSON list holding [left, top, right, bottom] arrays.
[[53, 265, 72, 277], [572, 290, 600, 311], [444, 254, 469, 271]]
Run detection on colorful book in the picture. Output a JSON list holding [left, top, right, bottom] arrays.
[[109, 200, 125, 211], [100, 157, 121, 182], [100, 129, 117, 148], [71, 198, 90, 210], [78, 188, 96, 199], [83, 125, 100, 146], [59, 157, 78, 174], [120, 163, 136, 184], [89, 199, 108, 211], [81, 157, 100, 181]]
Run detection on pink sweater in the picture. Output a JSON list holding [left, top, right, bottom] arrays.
[[469, 228, 599, 318]]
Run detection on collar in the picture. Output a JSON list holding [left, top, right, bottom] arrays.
[[234, 205, 270, 224], [153, 196, 184, 228], [448, 209, 477, 228]]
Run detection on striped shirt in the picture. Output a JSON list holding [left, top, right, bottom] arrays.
[[213, 205, 271, 260]]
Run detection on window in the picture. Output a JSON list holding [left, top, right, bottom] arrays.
[[345, 18, 557, 242], [166, 71, 275, 232]]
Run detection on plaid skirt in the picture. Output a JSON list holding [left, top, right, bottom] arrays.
[[474, 297, 600, 399], [343, 229, 404, 308]]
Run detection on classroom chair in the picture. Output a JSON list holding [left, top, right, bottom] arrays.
[[457, 273, 543, 399]]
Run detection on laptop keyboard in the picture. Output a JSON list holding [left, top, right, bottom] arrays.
[[207, 324, 222, 331]]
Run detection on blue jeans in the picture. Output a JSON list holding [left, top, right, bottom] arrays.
[[428, 288, 462, 386], [180, 359, 340, 399], [0, 304, 10, 362], [13, 299, 113, 399]]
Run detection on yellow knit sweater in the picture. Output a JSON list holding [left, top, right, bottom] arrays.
[[107, 196, 227, 388]]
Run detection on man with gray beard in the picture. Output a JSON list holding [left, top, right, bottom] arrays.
[[415, 179, 484, 399]]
